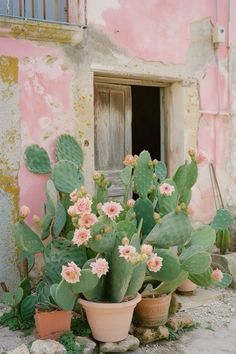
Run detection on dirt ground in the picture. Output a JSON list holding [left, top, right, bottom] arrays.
[[1, 288, 236, 353]]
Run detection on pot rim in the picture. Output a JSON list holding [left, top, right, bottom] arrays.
[[140, 293, 171, 301], [79, 293, 141, 309]]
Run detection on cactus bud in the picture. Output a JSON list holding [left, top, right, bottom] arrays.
[[72, 216, 78, 224], [121, 237, 129, 245], [180, 202, 186, 209], [95, 234, 102, 241], [123, 154, 136, 167], [19, 205, 30, 219], [148, 161, 153, 168], [152, 159, 158, 166], [153, 212, 161, 222], [127, 199, 135, 208], [175, 206, 181, 214], [104, 226, 112, 234], [33, 214, 41, 226], [131, 212, 136, 219], [188, 147, 195, 157], [93, 171, 101, 181], [79, 185, 87, 195]]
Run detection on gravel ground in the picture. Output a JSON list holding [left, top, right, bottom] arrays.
[[1, 288, 236, 353]]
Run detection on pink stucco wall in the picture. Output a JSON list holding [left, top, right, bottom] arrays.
[[1, 38, 74, 222], [1, 0, 236, 224]]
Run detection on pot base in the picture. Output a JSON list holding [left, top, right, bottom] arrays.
[[79, 294, 141, 342]]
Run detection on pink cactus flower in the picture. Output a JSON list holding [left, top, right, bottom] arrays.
[[67, 205, 77, 216], [90, 258, 109, 278], [101, 201, 123, 220], [159, 183, 175, 196], [79, 213, 97, 228], [70, 189, 79, 202], [196, 150, 208, 164], [118, 245, 137, 261], [123, 154, 136, 167], [74, 197, 92, 215], [72, 228, 91, 246], [61, 261, 81, 283], [211, 268, 223, 282], [141, 244, 153, 256], [147, 254, 163, 272], [127, 199, 135, 208], [19, 205, 30, 218]]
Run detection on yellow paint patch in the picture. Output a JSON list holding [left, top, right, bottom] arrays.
[[0, 56, 18, 84], [0, 172, 19, 221]]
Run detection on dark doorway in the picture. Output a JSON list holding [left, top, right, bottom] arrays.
[[131, 86, 161, 160]]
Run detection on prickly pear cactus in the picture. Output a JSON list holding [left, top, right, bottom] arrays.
[[88, 220, 117, 253], [51, 160, 84, 193], [147, 249, 181, 281], [157, 178, 178, 215], [149, 271, 189, 296], [134, 151, 153, 198], [134, 198, 155, 235], [173, 160, 197, 203], [211, 208, 234, 230], [24, 145, 51, 174], [56, 134, 83, 167], [155, 161, 167, 182], [144, 211, 193, 248], [190, 225, 216, 251], [44, 239, 87, 283], [180, 245, 211, 274], [14, 221, 44, 254]]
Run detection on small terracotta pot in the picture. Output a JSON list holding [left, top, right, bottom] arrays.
[[134, 293, 171, 327], [35, 309, 72, 340], [177, 279, 197, 294], [79, 293, 141, 342]]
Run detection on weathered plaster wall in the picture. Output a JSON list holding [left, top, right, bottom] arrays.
[[1, 0, 236, 287]]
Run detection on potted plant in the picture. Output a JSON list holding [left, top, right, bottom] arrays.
[[10, 134, 91, 339], [54, 184, 164, 342], [118, 149, 232, 326]]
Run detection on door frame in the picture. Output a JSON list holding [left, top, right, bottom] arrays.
[[94, 73, 187, 176]]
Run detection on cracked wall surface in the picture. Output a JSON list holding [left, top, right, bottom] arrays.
[[1, 0, 236, 286]]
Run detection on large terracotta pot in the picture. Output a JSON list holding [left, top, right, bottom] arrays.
[[134, 293, 171, 327], [79, 293, 141, 342], [177, 279, 197, 294], [35, 309, 72, 340]]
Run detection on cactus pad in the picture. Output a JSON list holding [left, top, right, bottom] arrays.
[[152, 270, 189, 296], [24, 145, 51, 174], [173, 160, 197, 195], [56, 134, 83, 167], [14, 221, 44, 254], [155, 161, 167, 182], [120, 166, 132, 186], [148, 249, 181, 281], [88, 220, 116, 253], [190, 225, 216, 250], [46, 179, 58, 213], [144, 212, 192, 248], [44, 239, 87, 283], [53, 202, 67, 237], [180, 245, 211, 274], [134, 151, 153, 198], [158, 178, 178, 215], [134, 198, 155, 235], [211, 208, 234, 230], [51, 160, 84, 193]]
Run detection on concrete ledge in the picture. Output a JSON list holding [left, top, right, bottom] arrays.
[[0, 16, 84, 44]]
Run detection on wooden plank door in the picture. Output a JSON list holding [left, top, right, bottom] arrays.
[[94, 83, 132, 198]]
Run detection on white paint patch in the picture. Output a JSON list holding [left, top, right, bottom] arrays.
[[87, 0, 120, 26]]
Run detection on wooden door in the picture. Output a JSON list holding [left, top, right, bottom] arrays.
[[94, 83, 132, 198]]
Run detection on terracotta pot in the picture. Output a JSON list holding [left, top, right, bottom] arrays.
[[134, 293, 171, 327], [177, 279, 197, 294], [79, 293, 141, 342], [35, 309, 72, 340]]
